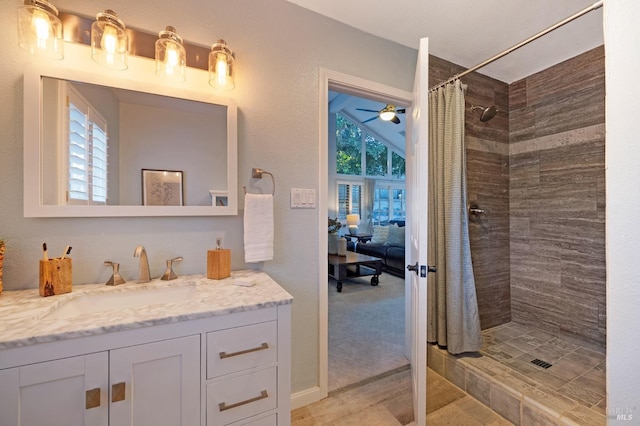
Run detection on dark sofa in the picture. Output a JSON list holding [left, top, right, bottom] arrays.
[[347, 221, 406, 277]]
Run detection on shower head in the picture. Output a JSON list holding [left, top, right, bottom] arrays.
[[471, 105, 498, 122]]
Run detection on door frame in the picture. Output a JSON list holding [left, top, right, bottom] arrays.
[[318, 68, 412, 399]]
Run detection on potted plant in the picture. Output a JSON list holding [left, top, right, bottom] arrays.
[[328, 217, 343, 254]]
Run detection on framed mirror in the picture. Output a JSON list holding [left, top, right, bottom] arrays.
[[24, 58, 237, 217]]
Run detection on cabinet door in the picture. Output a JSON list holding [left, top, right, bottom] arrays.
[[109, 335, 200, 426], [0, 352, 108, 426]]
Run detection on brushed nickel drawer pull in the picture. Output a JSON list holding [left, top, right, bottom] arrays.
[[219, 390, 268, 412], [85, 388, 101, 409], [111, 382, 126, 403], [219, 342, 269, 359]]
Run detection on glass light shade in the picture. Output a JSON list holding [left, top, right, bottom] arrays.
[[379, 105, 396, 121], [208, 39, 235, 90], [17, 0, 64, 60], [91, 10, 128, 70], [155, 26, 186, 82]]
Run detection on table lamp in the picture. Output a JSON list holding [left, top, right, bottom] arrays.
[[347, 214, 360, 235]]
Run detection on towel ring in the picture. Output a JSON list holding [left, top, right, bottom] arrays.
[[244, 168, 275, 195]]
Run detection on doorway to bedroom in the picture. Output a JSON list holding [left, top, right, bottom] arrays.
[[327, 88, 409, 392]]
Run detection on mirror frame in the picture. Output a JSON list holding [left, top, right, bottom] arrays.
[[23, 46, 238, 217]]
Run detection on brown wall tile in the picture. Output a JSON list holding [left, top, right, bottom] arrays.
[[508, 46, 606, 348]]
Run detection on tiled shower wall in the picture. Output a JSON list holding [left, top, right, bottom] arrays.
[[508, 46, 606, 347], [430, 55, 512, 330]]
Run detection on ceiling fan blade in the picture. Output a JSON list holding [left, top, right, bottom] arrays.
[[391, 115, 401, 124], [362, 116, 378, 124], [396, 109, 406, 114], [355, 108, 380, 113]]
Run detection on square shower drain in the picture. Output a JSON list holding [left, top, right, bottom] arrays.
[[531, 358, 553, 369]]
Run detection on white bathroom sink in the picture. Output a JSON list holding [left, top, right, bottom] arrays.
[[44, 284, 197, 320]]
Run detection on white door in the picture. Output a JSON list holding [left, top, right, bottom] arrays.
[[406, 37, 430, 426], [109, 335, 201, 426], [0, 352, 108, 426]]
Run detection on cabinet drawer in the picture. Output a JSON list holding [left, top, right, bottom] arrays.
[[229, 413, 276, 426], [206, 367, 277, 426], [207, 321, 277, 378]]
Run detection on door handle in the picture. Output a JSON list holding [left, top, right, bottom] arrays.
[[407, 263, 437, 276]]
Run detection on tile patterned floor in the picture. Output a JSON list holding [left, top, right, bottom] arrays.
[[291, 367, 512, 425], [294, 321, 607, 425]]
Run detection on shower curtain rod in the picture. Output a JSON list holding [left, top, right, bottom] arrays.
[[429, 0, 603, 91]]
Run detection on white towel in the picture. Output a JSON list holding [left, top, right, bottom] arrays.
[[243, 193, 274, 263]]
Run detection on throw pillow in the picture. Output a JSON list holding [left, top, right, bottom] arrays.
[[385, 224, 405, 247], [370, 225, 389, 244]]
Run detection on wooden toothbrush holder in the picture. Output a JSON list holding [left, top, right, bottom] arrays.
[[39, 258, 72, 297]]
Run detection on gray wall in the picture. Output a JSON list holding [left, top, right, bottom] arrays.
[[0, 0, 416, 395], [509, 46, 606, 347]]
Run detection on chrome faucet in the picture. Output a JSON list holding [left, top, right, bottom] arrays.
[[134, 245, 151, 283]]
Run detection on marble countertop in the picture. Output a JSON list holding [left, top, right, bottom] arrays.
[[0, 270, 293, 350]]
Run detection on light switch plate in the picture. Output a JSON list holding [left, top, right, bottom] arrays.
[[291, 188, 316, 208]]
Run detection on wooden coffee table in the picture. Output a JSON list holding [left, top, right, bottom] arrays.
[[328, 252, 383, 292]]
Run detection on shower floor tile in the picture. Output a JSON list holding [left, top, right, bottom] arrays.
[[479, 321, 606, 414]]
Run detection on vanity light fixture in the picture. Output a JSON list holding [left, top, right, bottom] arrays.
[[17, 7, 237, 89], [208, 39, 235, 90], [91, 9, 128, 70], [17, 0, 64, 60], [155, 26, 186, 82]]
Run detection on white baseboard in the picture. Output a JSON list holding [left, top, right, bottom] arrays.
[[290, 386, 322, 410]]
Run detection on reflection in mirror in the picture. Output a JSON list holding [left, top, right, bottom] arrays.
[[41, 78, 227, 207], [23, 60, 237, 217]]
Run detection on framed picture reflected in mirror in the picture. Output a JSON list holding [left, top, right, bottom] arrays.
[[142, 169, 184, 206]]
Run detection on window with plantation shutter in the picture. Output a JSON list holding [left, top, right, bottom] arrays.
[[337, 182, 361, 221], [66, 86, 108, 205]]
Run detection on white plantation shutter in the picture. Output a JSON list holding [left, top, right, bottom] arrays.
[[66, 86, 108, 205], [337, 182, 361, 220]]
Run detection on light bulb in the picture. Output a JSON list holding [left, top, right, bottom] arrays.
[[216, 53, 228, 87], [101, 24, 118, 61], [32, 8, 51, 48], [165, 42, 179, 75]]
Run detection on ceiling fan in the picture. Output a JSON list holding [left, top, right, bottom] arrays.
[[356, 104, 406, 124]]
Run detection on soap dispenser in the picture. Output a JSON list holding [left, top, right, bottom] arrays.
[[207, 238, 231, 280]]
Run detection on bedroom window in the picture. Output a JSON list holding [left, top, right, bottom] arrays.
[[66, 86, 108, 205]]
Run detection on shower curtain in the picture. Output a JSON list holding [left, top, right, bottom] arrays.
[[427, 79, 483, 354]]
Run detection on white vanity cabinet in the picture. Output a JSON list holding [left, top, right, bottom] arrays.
[[0, 335, 200, 426], [0, 303, 291, 426]]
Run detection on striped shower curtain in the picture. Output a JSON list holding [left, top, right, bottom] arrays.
[[427, 79, 483, 354]]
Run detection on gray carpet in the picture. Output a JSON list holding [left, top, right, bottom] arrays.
[[328, 273, 409, 391]]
